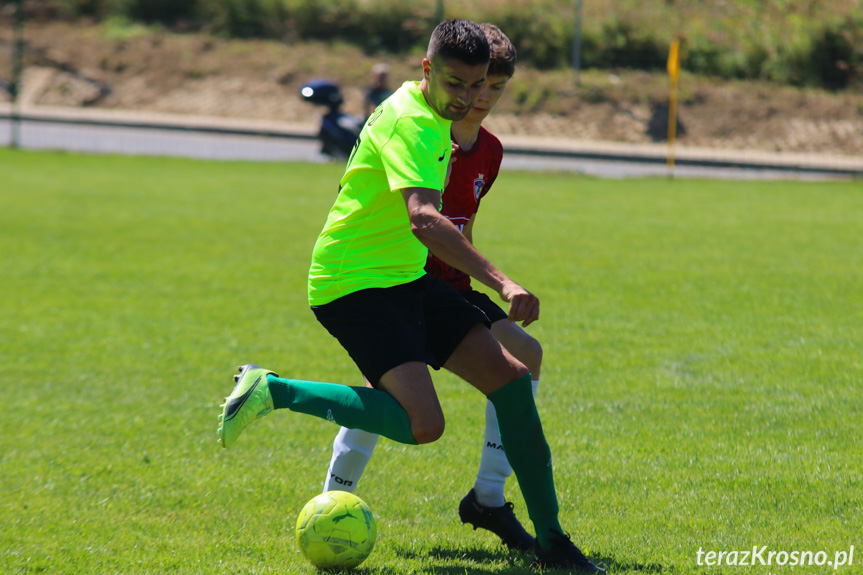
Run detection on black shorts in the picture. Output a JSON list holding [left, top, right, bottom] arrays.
[[459, 289, 508, 324], [311, 275, 491, 386]]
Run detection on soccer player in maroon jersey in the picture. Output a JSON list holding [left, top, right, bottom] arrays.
[[322, 26, 597, 570], [426, 24, 545, 550]]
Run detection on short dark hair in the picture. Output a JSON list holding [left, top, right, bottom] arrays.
[[480, 23, 517, 78], [427, 19, 490, 67]]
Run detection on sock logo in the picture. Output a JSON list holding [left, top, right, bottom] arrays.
[[329, 473, 354, 487], [485, 441, 505, 451], [326, 409, 335, 422]]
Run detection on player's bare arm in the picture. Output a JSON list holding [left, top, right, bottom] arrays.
[[402, 186, 539, 326]]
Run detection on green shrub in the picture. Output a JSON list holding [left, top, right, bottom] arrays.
[[359, 0, 429, 53], [807, 18, 861, 89], [286, 0, 356, 40], [201, 0, 289, 39], [587, 18, 666, 70], [121, 0, 198, 24], [57, 0, 112, 18], [684, 36, 724, 77], [67, 0, 104, 17], [489, 2, 572, 70]]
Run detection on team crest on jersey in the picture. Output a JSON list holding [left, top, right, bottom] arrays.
[[473, 173, 485, 202]]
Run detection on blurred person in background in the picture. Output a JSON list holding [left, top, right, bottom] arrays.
[[364, 62, 393, 117]]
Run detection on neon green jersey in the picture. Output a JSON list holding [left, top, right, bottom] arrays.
[[308, 81, 452, 306]]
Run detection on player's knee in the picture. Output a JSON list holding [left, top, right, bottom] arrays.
[[411, 417, 445, 444], [522, 336, 543, 376], [509, 333, 542, 377]]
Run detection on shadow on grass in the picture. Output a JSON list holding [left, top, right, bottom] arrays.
[[590, 552, 675, 573], [384, 545, 675, 574], [389, 543, 535, 574]]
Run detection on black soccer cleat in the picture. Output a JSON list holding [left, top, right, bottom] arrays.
[[458, 489, 535, 551], [532, 531, 605, 573]]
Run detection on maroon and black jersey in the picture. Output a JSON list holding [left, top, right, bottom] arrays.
[[425, 126, 503, 291]]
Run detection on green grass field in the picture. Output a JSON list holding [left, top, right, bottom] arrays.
[[1, 149, 861, 574]]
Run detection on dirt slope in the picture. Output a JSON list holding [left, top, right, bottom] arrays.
[[3, 21, 862, 157]]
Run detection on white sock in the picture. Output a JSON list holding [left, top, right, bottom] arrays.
[[473, 378, 540, 507], [323, 426, 379, 493]]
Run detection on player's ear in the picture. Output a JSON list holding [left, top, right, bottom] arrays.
[[422, 58, 432, 79]]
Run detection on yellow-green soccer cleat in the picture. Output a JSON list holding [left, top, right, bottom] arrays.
[[218, 364, 279, 448]]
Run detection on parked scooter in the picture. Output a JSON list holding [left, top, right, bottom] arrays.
[[300, 79, 363, 159]]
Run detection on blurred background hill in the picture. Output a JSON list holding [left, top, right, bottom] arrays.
[[1, 0, 862, 155]]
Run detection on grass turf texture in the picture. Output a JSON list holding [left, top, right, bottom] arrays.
[[1, 149, 861, 574]]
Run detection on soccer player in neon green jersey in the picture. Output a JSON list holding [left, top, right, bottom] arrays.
[[218, 19, 602, 573], [324, 23, 545, 554]]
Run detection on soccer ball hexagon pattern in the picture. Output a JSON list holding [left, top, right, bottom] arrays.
[[295, 490, 377, 569]]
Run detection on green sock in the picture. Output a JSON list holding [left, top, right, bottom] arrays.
[[267, 374, 417, 445], [488, 374, 563, 549]]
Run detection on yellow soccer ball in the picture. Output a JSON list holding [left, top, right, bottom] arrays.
[[296, 491, 377, 570]]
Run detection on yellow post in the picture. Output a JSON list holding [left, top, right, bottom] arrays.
[[667, 38, 680, 178]]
